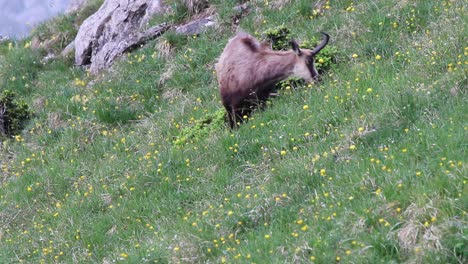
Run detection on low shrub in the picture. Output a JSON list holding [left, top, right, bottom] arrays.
[[0, 90, 31, 138]]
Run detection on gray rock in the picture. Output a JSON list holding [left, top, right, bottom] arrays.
[[74, 0, 167, 73], [175, 15, 216, 35], [61, 40, 75, 58], [233, 2, 250, 13], [141, 0, 167, 26], [42, 52, 56, 63]]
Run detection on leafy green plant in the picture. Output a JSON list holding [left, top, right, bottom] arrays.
[[262, 25, 291, 50], [173, 109, 225, 146], [0, 90, 31, 138]]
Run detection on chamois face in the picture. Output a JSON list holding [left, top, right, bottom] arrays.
[[292, 49, 319, 82], [290, 32, 330, 82]]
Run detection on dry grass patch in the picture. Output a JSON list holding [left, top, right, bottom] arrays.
[[270, 0, 292, 10], [155, 39, 175, 59], [170, 235, 205, 263], [184, 0, 210, 16], [394, 203, 444, 260]]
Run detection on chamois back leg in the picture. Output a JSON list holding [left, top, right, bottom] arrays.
[[231, 107, 238, 129], [223, 104, 236, 129]]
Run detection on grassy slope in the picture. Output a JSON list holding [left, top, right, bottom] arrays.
[[1, 0, 467, 263]]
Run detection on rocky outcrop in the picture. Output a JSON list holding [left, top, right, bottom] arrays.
[[74, 0, 167, 73], [73, 0, 223, 73], [60, 40, 75, 57], [175, 15, 216, 35], [141, 0, 167, 26]]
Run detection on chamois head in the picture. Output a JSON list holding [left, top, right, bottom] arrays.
[[289, 32, 330, 82], [215, 31, 330, 128]]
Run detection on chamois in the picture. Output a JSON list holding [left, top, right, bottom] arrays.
[[215, 31, 330, 128]]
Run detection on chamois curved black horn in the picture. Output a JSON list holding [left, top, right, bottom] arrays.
[[311, 32, 330, 55]]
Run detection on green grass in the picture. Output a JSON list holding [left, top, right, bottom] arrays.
[[1, 0, 467, 263]]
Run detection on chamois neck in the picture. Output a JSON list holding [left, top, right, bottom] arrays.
[[262, 51, 297, 80]]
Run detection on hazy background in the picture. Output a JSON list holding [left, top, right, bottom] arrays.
[[0, 0, 70, 39]]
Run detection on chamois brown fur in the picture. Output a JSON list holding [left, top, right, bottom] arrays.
[[215, 32, 329, 128]]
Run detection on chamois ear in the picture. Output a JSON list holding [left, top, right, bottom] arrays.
[[290, 40, 302, 56], [260, 41, 271, 49]]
